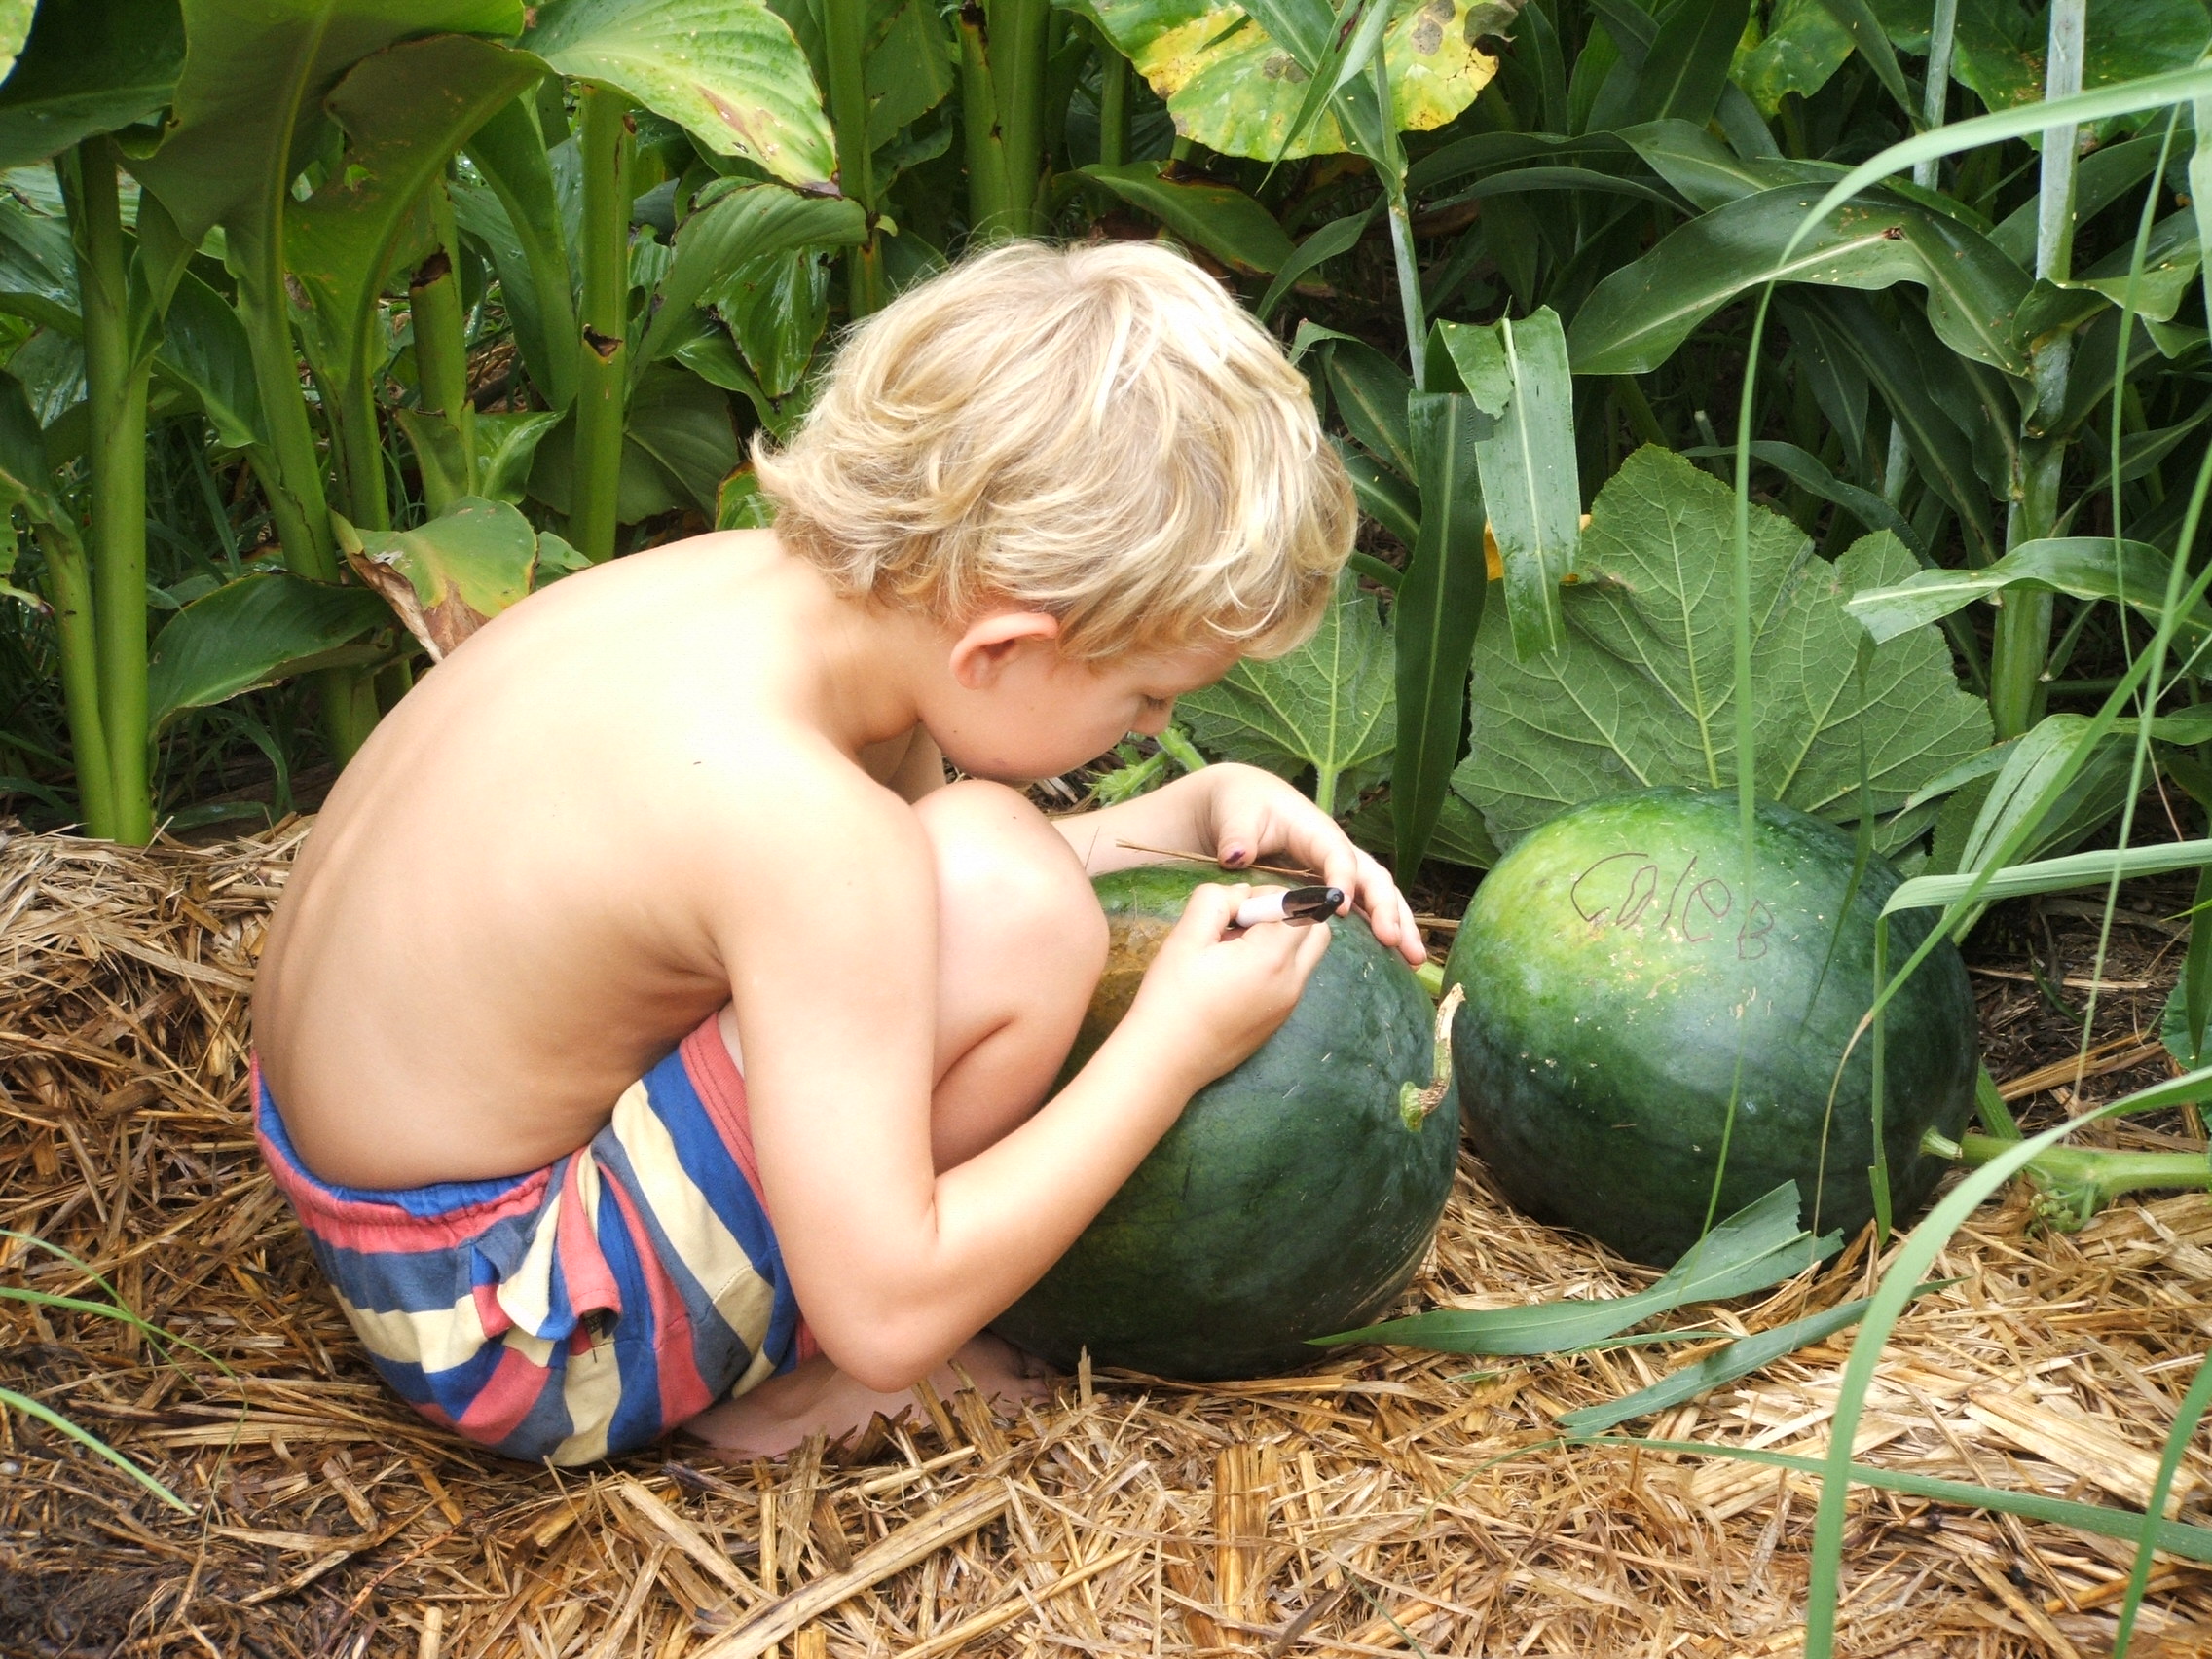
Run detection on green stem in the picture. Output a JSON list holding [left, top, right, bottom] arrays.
[[1990, 0, 2086, 742], [996, 0, 1051, 235], [1611, 375, 1668, 448], [823, 0, 884, 318], [33, 524, 115, 838], [572, 84, 633, 562], [1943, 1129, 2212, 1228], [410, 177, 477, 498], [962, 0, 1051, 240], [60, 138, 151, 844], [1097, 33, 1129, 166]]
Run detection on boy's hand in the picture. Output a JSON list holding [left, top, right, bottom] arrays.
[[1118, 883, 1332, 1093], [1200, 765, 1426, 966]]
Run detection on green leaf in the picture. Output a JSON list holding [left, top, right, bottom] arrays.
[[621, 361, 740, 516], [1556, 1281, 1952, 1434], [705, 246, 830, 398], [338, 496, 538, 658], [1953, 0, 2212, 141], [1734, 0, 1855, 114], [153, 271, 266, 451], [396, 407, 563, 511], [1434, 309, 1579, 659], [1348, 786, 1500, 868], [634, 180, 864, 371], [133, 0, 526, 261], [1795, 291, 1997, 558], [1079, 161, 1297, 275], [1256, 203, 1378, 320], [1391, 389, 1488, 876], [1606, 1436, 2212, 1563], [0, 192, 83, 336], [1454, 448, 1992, 846], [284, 34, 542, 401], [1885, 836, 2212, 914], [1323, 338, 1414, 479], [1620, 0, 1751, 126], [1618, 117, 1832, 209], [1178, 571, 1395, 817], [0, 1386, 191, 1513], [1808, 0, 1917, 114], [1071, 0, 1501, 160], [1958, 710, 2136, 856], [1567, 185, 2033, 377], [717, 463, 776, 529], [1683, 439, 1921, 553], [1336, 439, 1421, 546], [526, 0, 836, 188], [147, 573, 390, 726], [0, 0, 180, 168], [1317, 1182, 1841, 1355], [461, 95, 579, 408], [1844, 535, 2211, 643]]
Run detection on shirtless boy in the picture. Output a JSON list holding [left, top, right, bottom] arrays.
[[250, 241, 1426, 1466]]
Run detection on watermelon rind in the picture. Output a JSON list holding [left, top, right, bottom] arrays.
[[1443, 789, 1977, 1268], [991, 866, 1459, 1380]]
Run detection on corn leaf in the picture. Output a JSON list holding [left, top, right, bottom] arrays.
[[1317, 1182, 1840, 1356], [1845, 535, 2212, 644], [1555, 1280, 1951, 1434]]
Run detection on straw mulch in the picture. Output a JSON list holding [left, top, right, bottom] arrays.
[[5, 824, 2212, 1659]]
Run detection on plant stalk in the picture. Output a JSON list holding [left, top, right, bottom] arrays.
[[824, 0, 885, 318], [410, 176, 477, 500], [1990, 0, 2087, 741], [961, 0, 1051, 240], [572, 84, 634, 562], [1885, 0, 1960, 506], [61, 138, 152, 843], [33, 524, 116, 837], [1098, 31, 1129, 166]]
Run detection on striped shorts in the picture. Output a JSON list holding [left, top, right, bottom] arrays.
[[254, 1019, 811, 1465]]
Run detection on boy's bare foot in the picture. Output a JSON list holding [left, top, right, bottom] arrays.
[[679, 1334, 1051, 1458]]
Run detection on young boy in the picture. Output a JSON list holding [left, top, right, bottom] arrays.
[[250, 241, 1426, 1466]]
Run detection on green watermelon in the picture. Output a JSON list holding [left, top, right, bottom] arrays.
[[1442, 789, 1977, 1267], [992, 866, 1459, 1379]]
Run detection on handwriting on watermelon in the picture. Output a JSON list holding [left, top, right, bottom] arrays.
[[1569, 851, 1776, 959]]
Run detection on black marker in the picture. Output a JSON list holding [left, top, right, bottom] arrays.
[[1233, 885, 1344, 929]]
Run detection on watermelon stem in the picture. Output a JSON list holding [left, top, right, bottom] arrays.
[[1922, 1126, 2212, 1232], [1399, 984, 1464, 1130]]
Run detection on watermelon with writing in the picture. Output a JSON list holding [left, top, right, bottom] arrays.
[[1442, 788, 1976, 1266]]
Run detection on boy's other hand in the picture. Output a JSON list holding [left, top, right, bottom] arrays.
[[1201, 764, 1426, 966], [1120, 883, 1331, 1094]]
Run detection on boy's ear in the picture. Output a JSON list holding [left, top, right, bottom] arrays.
[[948, 611, 1062, 690]]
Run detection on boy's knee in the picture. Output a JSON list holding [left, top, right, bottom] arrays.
[[918, 782, 1106, 978]]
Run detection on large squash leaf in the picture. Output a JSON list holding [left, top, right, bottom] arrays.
[[1178, 572, 1395, 817], [1069, 0, 1499, 161], [1453, 446, 1991, 848]]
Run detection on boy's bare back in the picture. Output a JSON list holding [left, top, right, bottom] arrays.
[[256, 530, 928, 1189]]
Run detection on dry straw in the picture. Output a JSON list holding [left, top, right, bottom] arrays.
[[4, 823, 2212, 1656]]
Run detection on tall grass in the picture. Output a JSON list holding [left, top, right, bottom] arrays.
[[1719, 54, 2212, 1654]]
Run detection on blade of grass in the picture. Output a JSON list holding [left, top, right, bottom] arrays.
[[2114, 1354, 2212, 1656], [1596, 1437, 2212, 1563], [0, 1385, 190, 1511], [1801, 1056, 2212, 1653], [1555, 1280, 1955, 1435]]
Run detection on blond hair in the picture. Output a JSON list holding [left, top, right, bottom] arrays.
[[751, 240, 1353, 661]]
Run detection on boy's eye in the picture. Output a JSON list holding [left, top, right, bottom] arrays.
[[1139, 695, 1173, 716]]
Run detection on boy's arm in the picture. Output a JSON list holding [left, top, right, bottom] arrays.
[[1053, 763, 1425, 964], [712, 760, 1328, 1393]]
